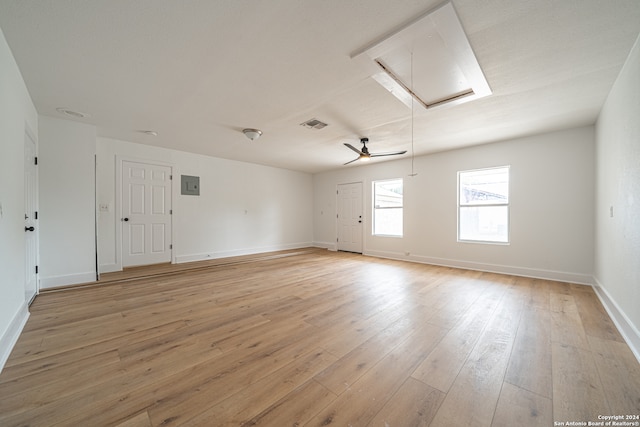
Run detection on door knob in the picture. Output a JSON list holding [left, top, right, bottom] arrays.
[[123, 218, 129, 222], [358, 220, 362, 223], [25, 226, 35, 232]]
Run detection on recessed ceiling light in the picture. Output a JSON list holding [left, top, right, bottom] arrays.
[[55, 107, 90, 119], [138, 130, 158, 137]]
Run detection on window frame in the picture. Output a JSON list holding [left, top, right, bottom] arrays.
[[457, 166, 510, 244], [372, 178, 404, 237]]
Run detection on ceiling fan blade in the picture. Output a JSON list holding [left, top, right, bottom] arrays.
[[343, 157, 360, 165], [344, 143, 363, 155], [370, 150, 408, 157]]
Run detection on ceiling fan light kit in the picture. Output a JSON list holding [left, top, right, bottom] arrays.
[[242, 128, 262, 141]]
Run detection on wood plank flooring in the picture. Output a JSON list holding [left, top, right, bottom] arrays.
[[1, 249, 639, 426]]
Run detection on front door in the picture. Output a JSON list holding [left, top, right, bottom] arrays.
[[24, 129, 38, 304], [337, 182, 363, 253], [121, 160, 172, 267]]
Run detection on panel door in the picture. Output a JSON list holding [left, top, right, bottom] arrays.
[[122, 161, 172, 267], [24, 130, 38, 304], [337, 182, 363, 253]]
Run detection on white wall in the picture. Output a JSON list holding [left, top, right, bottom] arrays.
[[38, 116, 97, 288], [595, 34, 640, 359], [314, 126, 595, 284], [96, 137, 313, 272], [0, 27, 38, 369]]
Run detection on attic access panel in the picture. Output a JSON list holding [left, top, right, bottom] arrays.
[[352, 2, 490, 111]]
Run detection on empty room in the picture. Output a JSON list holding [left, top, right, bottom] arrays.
[[1, 1, 639, 426]]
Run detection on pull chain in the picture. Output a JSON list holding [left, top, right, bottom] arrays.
[[409, 51, 418, 177]]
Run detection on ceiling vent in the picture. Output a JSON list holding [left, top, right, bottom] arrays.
[[300, 118, 329, 130]]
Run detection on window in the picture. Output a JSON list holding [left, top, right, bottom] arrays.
[[458, 166, 509, 243], [373, 179, 403, 236]]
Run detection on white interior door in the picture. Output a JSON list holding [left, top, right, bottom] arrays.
[[122, 161, 172, 267], [337, 182, 363, 253], [24, 129, 38, 304]]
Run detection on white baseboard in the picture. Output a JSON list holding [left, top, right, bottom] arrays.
[[40, 271, 98, 289], [363, 249, 594, 285], [98, 263, 120, 274], [312, 241, 337, 251], [592, 278, 640, 363], [174, 242, 313, 264], [0, 302, 29, 373]]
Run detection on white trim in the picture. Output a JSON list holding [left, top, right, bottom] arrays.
[[114, 156, 123, 272], [98, 263, 120, 274], [40, 272, 97, 289], [0, 302, 29, 373], [313, 241, 337, 251], [592, 278, 640, 363], [174, 242, 313, 264], [363, 249, 594, 285]]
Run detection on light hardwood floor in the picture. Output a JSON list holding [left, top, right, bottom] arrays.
[[1, 249, 639, 426]]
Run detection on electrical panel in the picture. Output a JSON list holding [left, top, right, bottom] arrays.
[[181, 175, 200, 196]]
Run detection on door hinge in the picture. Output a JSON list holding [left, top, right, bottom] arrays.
[[336, 237, 339, 242], [35, 266, 38, 274], [34, 156, 38, 165], [170, 209, 173, 215], [336, 190, 339, 195], [169, 244, 173, 249], [336, 214, 339, 218], [35, 211, 38, 220], [170, 175, 173, 180]]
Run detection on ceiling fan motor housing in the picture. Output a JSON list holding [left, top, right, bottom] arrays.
[[360, 138, 370, 154]]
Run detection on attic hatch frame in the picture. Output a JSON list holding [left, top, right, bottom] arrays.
[[351, 1, 491, 112]]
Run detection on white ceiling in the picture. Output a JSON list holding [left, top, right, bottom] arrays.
[[1, 0, 639, 173]]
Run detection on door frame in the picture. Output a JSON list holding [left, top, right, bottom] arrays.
[[115, 156, 175, 271], [24, 124, 39, 304], [336, 181, 364, 254]]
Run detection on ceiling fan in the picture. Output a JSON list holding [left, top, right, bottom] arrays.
[[343, 138, 407, 165]]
